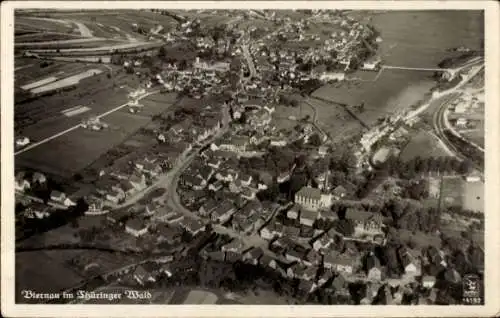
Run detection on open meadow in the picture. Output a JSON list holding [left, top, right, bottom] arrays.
[[440, 176, 464, 207], [304, 98, 365, 141], [16, 250, 85, 302], [399, 130, 451, 161], [462, 180, 484, 212], [15, 16, 78, 34], [16, 111, 151, 177]]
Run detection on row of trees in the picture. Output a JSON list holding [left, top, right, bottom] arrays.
[[380, 155, 474, 179]]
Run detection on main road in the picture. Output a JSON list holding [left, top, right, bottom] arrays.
[[430, 63, 485, 165]]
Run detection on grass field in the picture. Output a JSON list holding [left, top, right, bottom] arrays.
[[16, 38, 125, 50], [462, 181, 484, 212], [15, 16, 77, 34], [440, 176, 464, 207], [15, 60, 91, 86], [30, 69, 104, 94], [50, 11, 178, 40], [399, 130, 451, 161], [15, 66, 134, 135], [16, 112, 151, 177], [16, 250, 85, 302], [129, 93, 178, 117], [15, 32, 83, 43], [304, 98, 365, 141]]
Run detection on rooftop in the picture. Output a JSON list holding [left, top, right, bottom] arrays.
[[296, 186, 322, 200]]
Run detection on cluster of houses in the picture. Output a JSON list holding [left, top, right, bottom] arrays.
[[90, 155, 167, 209], [15, 171, 79, 219], [106, 200, 207, 241], [157, 106, 223, 146], [449, 91, 484, 130], [259, 185, 386, 244], [179, 148, 276, 224]]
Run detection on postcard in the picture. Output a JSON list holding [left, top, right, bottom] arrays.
[[1, 1, 499, 317]]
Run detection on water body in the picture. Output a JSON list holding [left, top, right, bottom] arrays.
[[315, 11, 484, 124], [372, 10, 484, 67]]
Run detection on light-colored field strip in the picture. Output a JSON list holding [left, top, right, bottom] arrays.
[[15, 37, 109, 47], [20, 76, 59, 90], [61, 105, 91, 117], [15, 64, 34, 71], [61, 105, 84, 114], [30, 69, 103, 94]]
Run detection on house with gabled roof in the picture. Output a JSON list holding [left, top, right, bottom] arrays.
[[345, 208, 385, 237], [297, 280, 318, 297], [299, 208, 319, 227], [221, 239, 249, 254], [239, 174, 253, 187], [133, 265, 156, 285], [242, 247, 264, 265], [215, 168, 239, 182], [398, 246, 420, 277], [285, 247, 304, 263], [208, 179, 224, 192], [207, 157, 222, 169], [15, 172, 31, 193], [181, 218, 206, 235], [313, 233, 334, 252], [32, 172, 47, 184], [304, 248, 322, 267], [324, 252, 355, 275], [260, 221, 284, 240], [196, 166, 214, 183], [199, 199, 219, 217], [240, 187, 256, 200], [129, 172, 147, 191], [24, 202, 51, 219], [287, 204, 301, 220], [365, 252, 383, 281], [287, 262, 307, 279], [422, 275, 436, 289], [49, 190, 76, 207], [332, 185, 347, 200], [211, 200, 236, 224], [125, 218, 149, 237]]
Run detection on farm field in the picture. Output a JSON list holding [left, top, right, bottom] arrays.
[[440, 176, 464, 208], [461, 130, 484, 148], [15, 16, 78, 34], [16, 111, 151, 177], [304, 98, 365, 141], [15, 68, 135, 134], [30, 68, 104, 94], [126, 93, 178, 117], [16, 250, 85, 302], [312, 69, 435, 127], [15, 32, 83, 43], [48, 10, 178, 40], [399, 130, 451, 161], [15, 38, 124, 50], [15, 60, 93, 86], [462, 180, 484, 212]]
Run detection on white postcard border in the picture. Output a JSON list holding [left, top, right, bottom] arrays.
[[2, 1, 499, 317]]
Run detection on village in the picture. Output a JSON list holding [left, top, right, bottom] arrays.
[[13, 9, 484, 306]]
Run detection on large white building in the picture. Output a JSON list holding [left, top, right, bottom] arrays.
[[294, 186, 333, 212]]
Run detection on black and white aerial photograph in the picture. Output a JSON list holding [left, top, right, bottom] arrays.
[[3, 1, 497, 315]]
